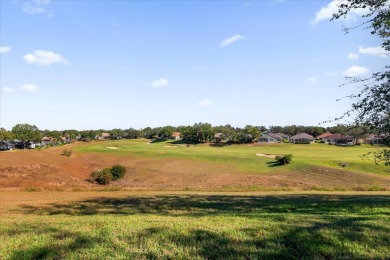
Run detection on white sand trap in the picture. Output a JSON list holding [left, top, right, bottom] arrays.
[[164, 145, 179, 148], [256, 153, 280, 159], [106, 147, 120, 150]]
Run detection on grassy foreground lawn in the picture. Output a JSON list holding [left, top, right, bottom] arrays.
[[1, 191, 390, 259]]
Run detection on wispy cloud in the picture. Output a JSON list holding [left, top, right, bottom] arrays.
[[307, 77, 318, 83], [22, 0, 52, 16], [3, 87, 14, 93], [199, 98, 214, 107], [21, 84, 40, 92], [151, 78, 169, 88], [23, 50, 68, 66], [359, 45, 389, 58], [347, 53, 359, 59], [0, 46, 11, 53], [312, 0, 368, 24], [220, 35, 245, 48], [325, 71, 338, 76], [343, 65, 369, 77], [33, 0, 51, 4]]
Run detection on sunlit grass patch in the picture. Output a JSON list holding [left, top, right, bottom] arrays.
[[1, 192, 390, 259]]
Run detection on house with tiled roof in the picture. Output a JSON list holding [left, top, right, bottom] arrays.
[[95, 132, 111, 140], [259, 132, 283, 143], [171, 132, 181, 141], [317, 132, 332, 140], [290, 133, 315, 144], [41, 136, 53, 145], [365, 134, 386, 145], [323, 133, 356, 145]]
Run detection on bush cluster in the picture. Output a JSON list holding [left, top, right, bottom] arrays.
[[91, 164, 126, 185], [275, 154, 293, 165], [62, 149, 73, 157]]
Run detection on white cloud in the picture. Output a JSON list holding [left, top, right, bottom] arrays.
[[199, 99, 214, 107], [307, 77, 318, 83], [325, 71, 338, 76], [312, 0, 368, 24], [151, 78, 169, 88], [20, 84, 40, 92], [0, 46, 11, 53], [23, 50, 68, 66], [343, 65, 370, 77], [22, 0, 52, 16], [3, 87, 14, 93], [22, 4, 46, 14], [33, 0, 51, 4], [358, 45, 389, 58], [348, 53, 359, 59], [220, 35, 245, 48]]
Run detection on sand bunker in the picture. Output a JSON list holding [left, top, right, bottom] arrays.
[[164, 145, 179, 148], [256, 153, 280, 159], [106, 147, 120, 150]]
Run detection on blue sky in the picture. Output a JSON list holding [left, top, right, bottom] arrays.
[[0, 0, 388, 130]]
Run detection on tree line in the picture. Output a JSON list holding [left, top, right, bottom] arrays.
[[0, 122, 373, 144]]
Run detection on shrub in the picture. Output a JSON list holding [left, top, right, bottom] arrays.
[[92, 168, 112, 185], [110, 164, 126, 180], [91, 164, 127, 185], [275, 154, 293, 165], [62, 149, 73, 157]]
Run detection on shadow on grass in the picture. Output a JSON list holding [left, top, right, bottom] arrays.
[[5, 226, 109, 259], [266, 161, 283, 167], [19, 194, 390, 217], [5, 194, 390, 258]]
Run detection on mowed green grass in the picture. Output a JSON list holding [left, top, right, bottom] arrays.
[[1, 192, 389, 259], [75, 139, 388, 175]]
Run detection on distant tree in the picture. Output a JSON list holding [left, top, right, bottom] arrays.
[[213, 124, 236, 141], [0, 128, 14, 140], [110, 128, 126, 139], [11, 123, 41, 141], [327, 124, 349, 135], [269, 126, 284, 133], [258, 126, 268, 133], [181, 125, 198, 143], [80, 130, 99, 140], [62, 129, 80, 140], [125, 128, 141, 139], [41, 130, 62, 141], [194, 122, 214, 143], [245, 125, 260, 142], [158, 126, 175, 140], [143, 127, 159, 139]]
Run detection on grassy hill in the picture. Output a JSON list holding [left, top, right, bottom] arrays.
[[76, 139, 387, 175], [1, 140, 390, 258], [0, 139, 389, 191]]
